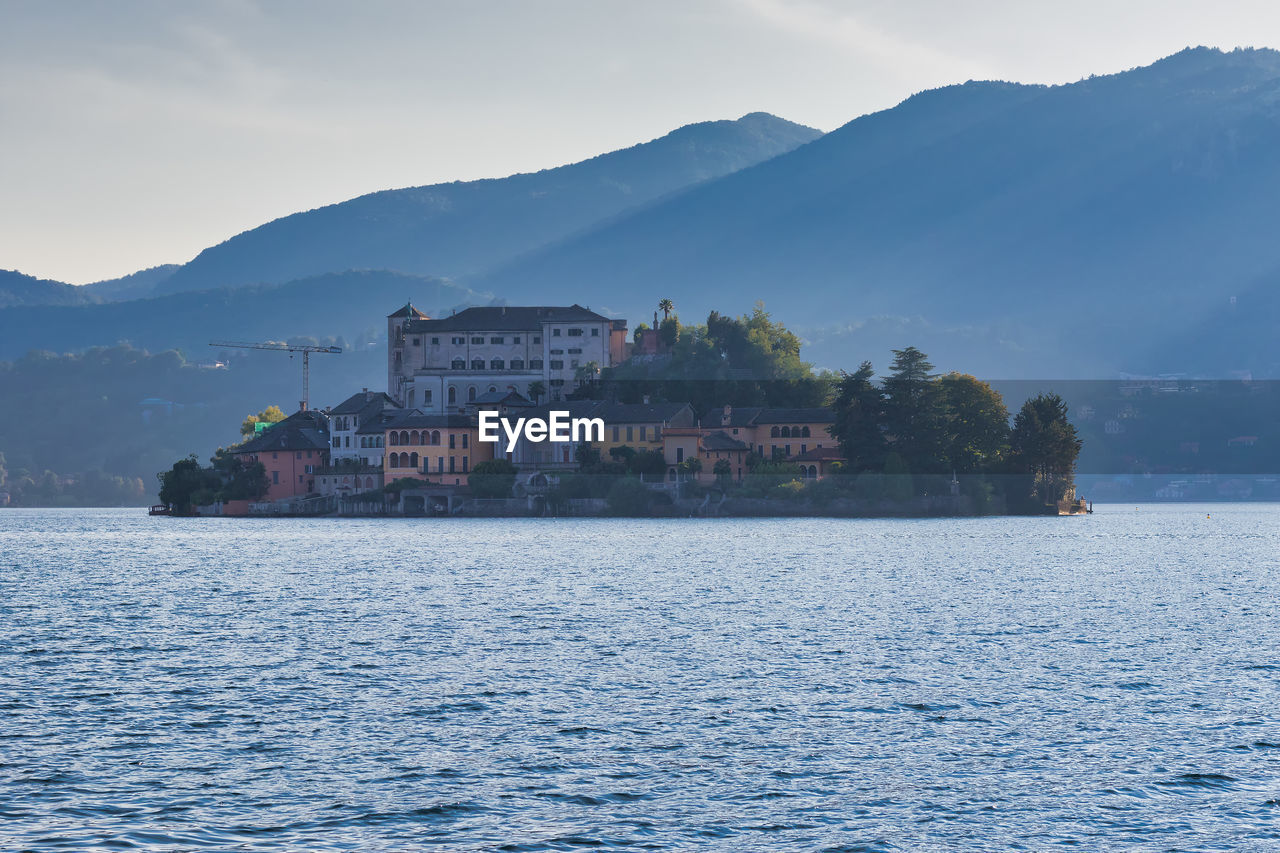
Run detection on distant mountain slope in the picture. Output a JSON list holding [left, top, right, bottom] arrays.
[[156, 113, 821, 294], [0, 269, 98, 308], [475, 48, 1280, 377], [0, 270, 487, 361], [83, 264, 181, 301]]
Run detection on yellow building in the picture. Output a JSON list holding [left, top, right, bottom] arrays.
[[383, 412, 494, 487]]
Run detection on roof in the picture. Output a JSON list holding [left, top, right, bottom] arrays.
[[404, 304, 611, 333], [790, 445, 845, 462], [592, 400, 695, 425], [235, 410, 330, 453], [709, 406, 764, 428], [472, 390, 535, 407], [752, 407, 836, 424], [356, 408, 404, 435], [330, 390, 397, 416], [388, 302, 428, 319], [384, 410, 476, 430], [700, 430, 750, 452]]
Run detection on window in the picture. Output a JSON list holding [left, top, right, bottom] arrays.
[[550, 360, 564, 370], [568, 348, 582, 354], [654, 426, 662, 440], [490, 359, 504, 370], [449, 456, 456, 474], [612, 426, 619, 441], [801, 426, 811, 437], [452, 358, 465, 370], [272, 471, 279, 484], [471, 336, 484, 344], [513, 336, 522, 344], [771, 426, 781, 438], [626, 427, 634, 441], [272, 452, 278, 460], [410, 452, 419, 468], [407, 390, 415, 408], [332, 437, 340, 448], [462, 434, 468, 448], [437, 457, 444, 473], [411, 337, 420, 346], [431, 337, 440, 345], [550, 378, 564, 387], [570, 360, 579, 369], [462, 456, 469, 473], [296, 451, 302, 459], [591, 328, 599, 336], [511, 358, 525, 370], [781, 426, 791, 438], [490, 337, 504, 344], [423, 390, 432, 403], [468, 387, 477, 402], [431, 431, 441, 446], [530, 359, 544, 370], [639, 427, 647, 441], [452, 336, 465, 345], [532, 336, 541, 344], [568, 328, 583, 337], [471, 359, 484, 370], [448, 387, 457, 405], [801, 444, 807, 454], [550, 349, 564, 355], [344, 437, 349, 448], [552, 329, 561, 337], [449, 434, 456, 449], [676, 447, 684, 463]]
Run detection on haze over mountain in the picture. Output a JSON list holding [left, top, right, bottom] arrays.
[[152, 113, 821, 295], [0, 270, 98, 308], [474, 47, 1280, 377]]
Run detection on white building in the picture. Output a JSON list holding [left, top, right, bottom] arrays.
[[327, 389, 399, 466], [386, 303, 627, 411]]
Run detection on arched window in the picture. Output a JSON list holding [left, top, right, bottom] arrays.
[[490, 359, 504, 370], [781, 426, 791, 438], [467, 387, 477, 402], [451, 358, 465, 370], [511, 358, 524, 370], [448, 386, 457, 405], [410, 452, 419, 469], [388, 432, 397, 447], [389, 453, 399, 468], [397, 430, 407, 445], [431, 430, 441, 445], [809, 465, 818, 479], [802, 426, 811, 437], [365, 477, 374, 490], [771, 426, 780, 438], [410, 430, 420, 445], [488, 386, 497, 393], [471, 359, 484, 370]]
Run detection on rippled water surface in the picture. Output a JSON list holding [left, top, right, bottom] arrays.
[[3, 506, 1280, 851]]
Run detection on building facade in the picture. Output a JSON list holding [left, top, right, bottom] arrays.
[[328, 389, 398, 466], [386, 303, 627, 411], [232, 410, 331, 502]]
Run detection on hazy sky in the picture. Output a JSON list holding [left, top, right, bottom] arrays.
[[4, 0, 1280, 284]]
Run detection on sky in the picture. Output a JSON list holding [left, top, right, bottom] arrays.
[[4, 0, 1280, 284]]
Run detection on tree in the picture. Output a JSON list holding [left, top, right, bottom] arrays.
[[157, 455, 220, 514], [240, 405, 286, 438], [881, 347, 948, 476], [527, 381, 546, 404], [468, 458, 518, 499], [659, 298, 674, 320], [606, 477, 652, 515], [659, 316, 680, 348], [713, 458, 732, 483], [830, 361, 886, 473], [940, 373, 1010, 474], [1009, 393, 1082, 504]]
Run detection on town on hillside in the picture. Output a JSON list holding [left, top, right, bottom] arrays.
[[156, 300, 1084, 518]]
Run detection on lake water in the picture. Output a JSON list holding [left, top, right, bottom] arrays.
[[2, 506, 1279, 851]]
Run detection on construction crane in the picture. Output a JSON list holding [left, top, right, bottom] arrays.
[[210, 340, 342, 412]]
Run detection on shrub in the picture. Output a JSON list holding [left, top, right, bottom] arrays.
[[469, 459, 518, 499], [606, 477, 652, 516]]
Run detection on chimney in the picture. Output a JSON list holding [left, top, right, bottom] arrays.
[[721, 405, 732, 427]]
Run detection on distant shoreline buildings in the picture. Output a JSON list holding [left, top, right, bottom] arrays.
[[219, 300, 837, 514]]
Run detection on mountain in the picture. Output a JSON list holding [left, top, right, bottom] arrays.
[[0, 269, 98, 308], [154, 113, 821, 295], [474, 47, 1280, 378], [83, 264, 182, 301], [0, 270, 487, 361]]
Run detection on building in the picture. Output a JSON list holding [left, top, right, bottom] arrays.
[[382, 411, 495, 487], [328, 389, 399, 465], [386, 303, 627, 411], [706, 406, 835, 460], [592, 401, 697, 461], [232, 410, 330, 501]]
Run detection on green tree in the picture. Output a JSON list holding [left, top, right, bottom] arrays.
[[1009, 393, 1082, 504], [881, 347, 948, 476], [240, 405, 286, 438], [468, 458, 518, 499], [157, 455, 220, 514], [527, 380, 546, 403], [830, 361, 886, 472], [659, 298, 674, 320], [659, 315, 680, 348], [713, 457, 732, 484], [606, 477, 652, 515], [940, 372, 1010, 474]]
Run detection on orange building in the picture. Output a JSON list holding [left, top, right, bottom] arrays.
[[232, 410, 331, 501], [383, 412, 495, 487]]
